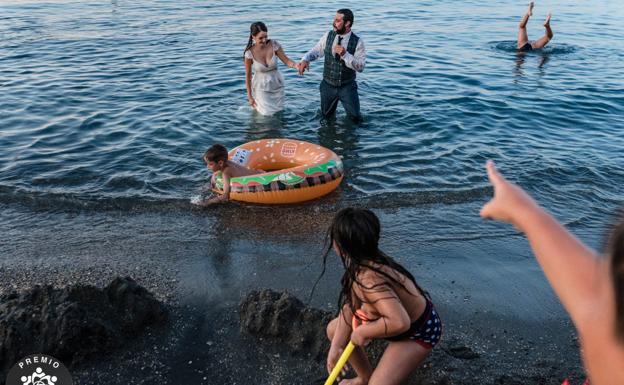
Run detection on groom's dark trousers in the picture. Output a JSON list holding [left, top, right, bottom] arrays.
[[320, 79, 361, 122]]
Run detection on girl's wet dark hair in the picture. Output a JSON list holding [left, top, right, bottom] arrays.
[[244, 22, 268, 57], [608, 218, 624, 341], [312, 208, 427, 322]]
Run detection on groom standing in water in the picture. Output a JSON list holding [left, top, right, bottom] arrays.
[[297, 9, 366, 123]]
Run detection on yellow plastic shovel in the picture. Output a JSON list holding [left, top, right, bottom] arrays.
[[323, 341, 356, 385]]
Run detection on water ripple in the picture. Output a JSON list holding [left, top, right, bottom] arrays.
[[0, 0, 623, 224]]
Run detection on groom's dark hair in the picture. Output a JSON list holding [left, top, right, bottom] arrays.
[[337, 9, 354, 27]]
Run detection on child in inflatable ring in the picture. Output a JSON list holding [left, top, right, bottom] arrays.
[[200, 144, 262, 205]]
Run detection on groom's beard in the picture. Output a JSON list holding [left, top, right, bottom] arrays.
[[334, 25, 346, 34]]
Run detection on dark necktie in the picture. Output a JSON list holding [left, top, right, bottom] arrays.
[[335, 36, 344, 61]]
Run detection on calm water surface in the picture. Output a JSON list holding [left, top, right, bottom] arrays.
[[1, 0, 623, 236]]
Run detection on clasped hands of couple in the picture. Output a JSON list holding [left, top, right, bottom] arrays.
[[295, 45, 347, 76]]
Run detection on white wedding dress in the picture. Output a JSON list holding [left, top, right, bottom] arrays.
[[245, 40, 285, 116]]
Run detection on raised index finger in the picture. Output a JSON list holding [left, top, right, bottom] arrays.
[[486, 160, 506, 187]]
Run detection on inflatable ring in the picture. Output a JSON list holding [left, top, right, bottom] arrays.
[[211, 138, 344, 204]]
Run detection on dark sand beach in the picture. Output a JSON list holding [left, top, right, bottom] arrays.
[[0, 203, 587, 384]]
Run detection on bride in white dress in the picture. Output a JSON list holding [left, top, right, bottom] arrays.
[[244, 22, 297, 116]]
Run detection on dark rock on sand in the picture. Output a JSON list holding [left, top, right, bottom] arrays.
[[0, 276, 167, 376], [239, 289, 333, 360]]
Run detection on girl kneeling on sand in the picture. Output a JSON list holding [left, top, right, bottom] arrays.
[[317, 208, 441, 385]]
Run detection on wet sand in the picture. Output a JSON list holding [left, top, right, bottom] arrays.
[[0, 203, 587, 384]]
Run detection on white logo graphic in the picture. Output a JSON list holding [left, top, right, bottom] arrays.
[[21, 367, 57, 385], [231, 148, 251, 166], [280, 142, 297, 157], [7, 354, 72, 385]]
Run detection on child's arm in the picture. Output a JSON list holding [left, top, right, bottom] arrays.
[[332, 305, 354, 347], [480, 161, 604, 326], [327, 305, 355, 373], [220, 171, 231, 201], [200, 172, 231, 205], [350, 280, 411, 346]]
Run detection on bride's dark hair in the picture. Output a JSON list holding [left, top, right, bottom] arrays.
[[244, 22, 268, 57]]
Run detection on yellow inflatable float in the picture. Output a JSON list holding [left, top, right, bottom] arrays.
[[211, 139, 344, 204]]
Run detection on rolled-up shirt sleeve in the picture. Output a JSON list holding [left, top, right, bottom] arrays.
[[302, 32, 328, 63], [342, 39, 365, 72]]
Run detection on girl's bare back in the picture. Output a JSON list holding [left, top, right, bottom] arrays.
[[354, 264, 427, 323]]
